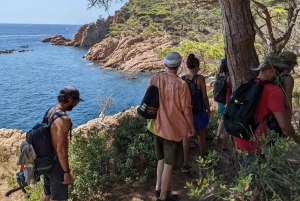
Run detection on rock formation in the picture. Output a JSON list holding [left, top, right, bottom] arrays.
[[83, 35, 173, 72], [41, 18, 111, 47]]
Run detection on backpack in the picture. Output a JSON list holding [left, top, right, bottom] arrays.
[[213, 73, 229, 103], [25, 109, 67, 176], [182, 75, 199, 114], [275, 72, 290, 87], [223, 78, 273, 139], [267, 72, 291, 137], [137, 84, 159, 119]]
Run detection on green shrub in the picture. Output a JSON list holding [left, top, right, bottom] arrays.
[[69, 128, 114, 198], [185, 130, 300, 200], [110, 115, 157, 186], [69, 115, 156, 199]]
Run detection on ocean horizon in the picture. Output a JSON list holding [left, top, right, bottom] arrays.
[[0, 23, 153, 131]]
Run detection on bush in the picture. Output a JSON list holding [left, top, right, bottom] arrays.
[[69, 115, 157, 199], [110, 115, 157, 186], [185, 130, 300, 200], [69, 128, 114, 199]]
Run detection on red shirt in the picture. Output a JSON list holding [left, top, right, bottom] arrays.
[[234, 78, 285, 153]]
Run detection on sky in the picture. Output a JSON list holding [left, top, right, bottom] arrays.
[[0, 0, 127, 25]]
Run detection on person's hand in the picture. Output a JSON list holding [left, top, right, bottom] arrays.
[[62, 173, 71, 185], [190, 128, 196, 137]]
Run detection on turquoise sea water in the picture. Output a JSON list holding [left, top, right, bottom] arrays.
[[0, 24, 153, 131]]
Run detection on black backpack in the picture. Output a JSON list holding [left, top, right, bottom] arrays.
[[182, 75, 199, 114], [26, 109, 67, 176], [213, 73, 229, 103], [137, 84, 159, 119], [223, 78, 273, 139]]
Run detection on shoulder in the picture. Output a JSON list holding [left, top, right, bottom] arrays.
[[197, 74, 205, 82], [263, 84, 283, 97], [52, 115, 71, 127]]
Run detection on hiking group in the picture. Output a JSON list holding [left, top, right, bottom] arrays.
[[15, 50, 299, 201], [143, 51, 300, 201]]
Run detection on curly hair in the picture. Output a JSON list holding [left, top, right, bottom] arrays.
[[186, 54, 199, 69], [57, 90, 72, 103]]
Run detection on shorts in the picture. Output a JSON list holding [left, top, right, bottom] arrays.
[[149, 131, 183, 166], [43, 157, 68, 200], [218, 102, 226, 117]]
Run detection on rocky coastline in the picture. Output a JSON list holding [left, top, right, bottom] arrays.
[[0, 106, 139, 152]]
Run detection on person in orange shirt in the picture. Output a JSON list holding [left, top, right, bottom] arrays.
[[147, 52, 195, 201]]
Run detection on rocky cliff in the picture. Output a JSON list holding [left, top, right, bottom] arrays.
[[83, 35, 173, 72], [41, 18, 111, 47], [0, 107, 139, 152]]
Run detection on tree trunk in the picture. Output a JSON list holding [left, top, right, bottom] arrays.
[[219, 0, 258, 90]]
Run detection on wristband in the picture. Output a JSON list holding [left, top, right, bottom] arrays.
[[63, 168, 71, 173]]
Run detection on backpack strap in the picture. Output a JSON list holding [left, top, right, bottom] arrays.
[[191, 74, 198, 83], [42, 107, 52, 123], [48, 111, 73, 141]]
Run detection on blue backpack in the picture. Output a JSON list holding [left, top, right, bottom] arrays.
[[26, 109, 68, 176]]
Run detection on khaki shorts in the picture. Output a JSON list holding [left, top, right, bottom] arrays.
[[149, 131, 183, 166]]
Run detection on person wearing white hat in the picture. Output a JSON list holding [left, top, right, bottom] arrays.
[[147, 52, 195, 201]]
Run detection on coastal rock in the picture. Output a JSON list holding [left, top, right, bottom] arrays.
[[83, 37, 119, 62], [84, 35, 173, 72], [0, 49, 15, 54], [0, 129, 25, 152], [0, 107, 139, 151], [41, 19, 111, 47]]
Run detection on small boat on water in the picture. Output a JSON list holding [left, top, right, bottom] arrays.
[[19, 45, 29, 48]]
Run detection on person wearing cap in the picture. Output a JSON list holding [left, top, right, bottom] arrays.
[[277, 51, 298, 122], [147, 52, 195, 201], [42, 86, 83, 201], [234, 56, 299, 156], [212, 58, 232, 153]]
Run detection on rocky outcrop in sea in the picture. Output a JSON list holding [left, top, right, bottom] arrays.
[[41, 18, 111, 47]]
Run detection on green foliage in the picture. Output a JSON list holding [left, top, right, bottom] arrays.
[[7, 172, 44, 200], [186, 130, 300, 200], [69, 115, 156, 199], [110, 115, 157, 186], [69, 128, 113, 198], [206, 109, 220, 139]]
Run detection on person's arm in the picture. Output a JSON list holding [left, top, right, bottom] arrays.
[[183, 106, 196, 137], [181, 82, 196, 136], [282, 76, 294, 122], [199, 75, 210, 115], [55, 116, 72, 184], [273, 111, 299, 144]]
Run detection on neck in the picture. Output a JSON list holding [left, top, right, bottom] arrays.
[[55, 103, 67, 112], [257, 70, 272, 81], [166, 68, 177, 74]]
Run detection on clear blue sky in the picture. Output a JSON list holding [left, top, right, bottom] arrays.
[[0, 0, 126, 25]]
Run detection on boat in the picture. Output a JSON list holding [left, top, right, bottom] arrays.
[[19, 45, 29, 48]]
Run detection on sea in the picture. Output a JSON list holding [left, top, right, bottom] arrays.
[[0, 23, 153, 131]]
